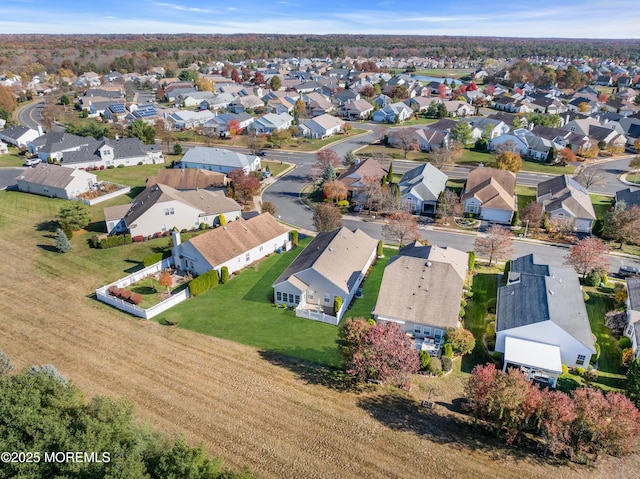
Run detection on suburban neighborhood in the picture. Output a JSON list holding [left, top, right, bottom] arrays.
[[3, 29, 640, 479]]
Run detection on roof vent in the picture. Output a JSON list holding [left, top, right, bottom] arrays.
[[425, 261, 432, 267], [329, 247, 333, 252]]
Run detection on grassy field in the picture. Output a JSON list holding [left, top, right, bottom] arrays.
[[412, 68, 475, 79], [3, 165, 640, 477]]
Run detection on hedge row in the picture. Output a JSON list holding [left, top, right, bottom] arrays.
[[92, 234, 132, 249], [188, 269, 219, 297], [142, 250, 172, 267], [107, 285, 142, 305]]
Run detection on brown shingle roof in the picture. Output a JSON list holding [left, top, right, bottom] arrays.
[[188, 213, 289, 268], [337, 158, 387, 191], [147, 169, 226, 190], [462, 167, 516, 211]]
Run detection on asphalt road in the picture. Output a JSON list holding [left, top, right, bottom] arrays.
[[17, 100, 46, 131], [0, 167, 24, 190]]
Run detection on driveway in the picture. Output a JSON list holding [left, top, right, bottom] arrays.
[[0, 168, 23, 190]]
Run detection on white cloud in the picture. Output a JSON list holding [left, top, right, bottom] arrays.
[[155, 2, 213, 13]]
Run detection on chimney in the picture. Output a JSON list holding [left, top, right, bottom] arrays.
[[37, 125, 43, 136], [171, 229, 181, 248]]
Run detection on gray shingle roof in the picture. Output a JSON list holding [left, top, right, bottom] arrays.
[[616, 188, 640, 209], [398, 163, 447, 205], [180, 147, 255, 170], [497, 254, 595, 351], [537, 175, 596, 221]]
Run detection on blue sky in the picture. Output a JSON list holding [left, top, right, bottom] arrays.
[[1, 0, 639, 38]]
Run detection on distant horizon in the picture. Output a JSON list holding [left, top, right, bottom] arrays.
[[1, 1, 639, 39]]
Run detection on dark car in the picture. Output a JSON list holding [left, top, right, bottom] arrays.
[[619, 265, 640, 278], [256, 151, 267, 157]]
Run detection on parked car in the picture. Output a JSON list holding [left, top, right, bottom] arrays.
[[256, 151, 267, 157], [24, 158, 41, 167], [619, 265, 640, 278]]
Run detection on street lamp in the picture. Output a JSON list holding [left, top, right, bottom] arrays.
[[524, 219, 530, 239]]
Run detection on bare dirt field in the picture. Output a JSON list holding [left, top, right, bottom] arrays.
[[1, 191, 638, 479]]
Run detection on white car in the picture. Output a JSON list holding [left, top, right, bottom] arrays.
[[24, 158, 41, 167]]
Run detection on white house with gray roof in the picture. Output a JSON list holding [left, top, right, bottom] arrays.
[[249, 113, 294, 134], [272, 227, 378, 324], [17, 163, 97, 200], [28, 132, 94, 162], [496, 254, 596, 387], [373, 243, 468, 354], [59, 137, 162, 169], [179, 147, 260, 174], [625, 278, 640, 360], [104, 183, 241, 237], [0, 125, 41, 147], [298, 114, 344, 139], [398, 163, 448, 215], [537, 175, 596, 233]]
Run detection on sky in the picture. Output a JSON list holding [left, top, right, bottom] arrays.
[[0, 0, 639, 38]]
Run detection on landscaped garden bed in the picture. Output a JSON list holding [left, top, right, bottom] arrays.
[[115, 274, 190, 309]]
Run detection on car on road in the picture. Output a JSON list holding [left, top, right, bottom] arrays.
[[24, 158, 41, 167], [256, 151, 267, 156], [619, 265, 640, 278]]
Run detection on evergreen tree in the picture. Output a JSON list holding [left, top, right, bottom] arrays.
[[343, 150, 356, 166], [386, 161, 394, 183], [546, 146, 556, 164], [627, 358, 640, 409], [55, 228, 72, 253], [322, 163, 337, 184]]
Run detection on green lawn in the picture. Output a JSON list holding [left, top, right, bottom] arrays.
[[342, 249, 393, 320], [0, 150, 25, 167], [515, 185, 537, 211], [590, 194, 614, 220], [153, 238, 343, 367], [400, 117, 439, 127], [280, 130, 368, 152], [411, 68, 475, 79], [261, 160, 289, 177], [461, 273, 497, 373]]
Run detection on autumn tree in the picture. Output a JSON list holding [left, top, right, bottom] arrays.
[[228, 168, 261, 205], [159, 270, 173, 293], [573, 166, 608, 190], [339, 319, 419, 387], [312, 203, 342, 232], [323, 180, 347, 203], [629, 155, 640, 183], [436, 189, 462, 222], [429, 142, 461, 170], [361, 175, 385, 212], [602, 202, 640, 248], [493, 139, 522, 157], [311, 149, 341, 182], [437, 83, 448, 99], [382, 211, 419, 246], [0, 84, 16, 112], [227, 119, 241, 138], [564, 237, 609, 278], [253, 71, 265, 85], [260, 201, 276, 215], [520, 201, 544, 229], [557, 147, 577, 164], [444, 328, 475, 355], [244, 134, 266, 155], [267, 129, 291, 149], [391, 128, 418, 159], [474, 225, 514, 266], [495, 151, 522, 173], [269, 75, 282, 91]]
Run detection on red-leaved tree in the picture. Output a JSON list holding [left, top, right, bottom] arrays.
[[563, 237, 609, 278], [311, 149, 342, 182], [474, 224, 514, 266], [339, 320, 419, 387], [382, 211, 419, 246], [228, 168, 261, 205]]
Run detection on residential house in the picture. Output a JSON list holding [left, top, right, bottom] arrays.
[[60, 137, 163, 170], [178, 91, 217, 108], [373, 243, 468, 354], [104, 184, 242, 237], [16, 163, 97, 200], [272, 227, 378, 323], [398, 163, 448, 214], [336, 158, 387, 203], [406, 96, 434, 113], [298, 114, 344, 139], [228, 95, 264, 113], [496, 254, 597, 387], [28, 132, 93, 162], [170, 213, 290, 277], [615, 188, 640, 209], [341, 99, 374, 121], [249, 113, 294, 134], [459, 117, 510, 142], [146, 168, 227, 191], [461, 166, 516, 223], [413, 126, 450, 152], [0, 141, 8, 154], [302, 92, 334, 117], [440, 100, 475, 117], [179, 147, 260, 174], [333, 89, 360, 107], [103, 103, 127, 122], [624, 278, 640, 360], [168, 110, 215, 130], [204, 112, 254, 137], [372, 102, 413, 123], [0, 125, 41, 148], [537, 175, 596, 233]]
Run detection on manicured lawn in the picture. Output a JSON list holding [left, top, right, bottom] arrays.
[[261, 159, 289, 177], [125, 277, 190, 309], [153, 238, 344, 367], [515, 185, 537, 211], [280, 129, 368, 152], [342, 249, 393, 320], [401, 117, 439, 127], [0, 151, 25, 167], [357, 145, 428, 161], [456, 149, 576, 174], [461, 273, 497, 373], [412, 68, 475, 79], [590, 193, 614, 220]]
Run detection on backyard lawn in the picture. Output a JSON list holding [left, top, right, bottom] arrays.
[[0, 149, 25, 167], [153, 237, 345, 368], [461, 272, 497, 373], [590, 193, 614, 219], [342, 248, 394, 320]]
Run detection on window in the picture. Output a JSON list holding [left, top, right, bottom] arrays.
[[294, 295, 300, 304], [276, 292, 282, 301], [414, 325, 422, 334], [308, 290, 314, 300], [164, 208, 174, 216], [423, 327, 431, 337], [288, 293, 294, 303], [323, 293, 331, 303], [576, 355, 586, 366], [245, 253, 250, 261]]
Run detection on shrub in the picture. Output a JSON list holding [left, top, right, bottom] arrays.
[[467, 251, 475, 271], [290, 230, 299, 247], [333, 296, 343, 315], [592, 218, 604, 236], [199, 222, 208, 230], [601, 272, 609, 285], [137, 161, 143, 166], [120, 290, 132, 301], [113, 288, 123, 297], [591, 342, 601, 364], [419, 350, 431, 371], [443, 343, 453, 358], [142, 251, 171, 267], [188, 269, 219, 297], [459, 308, 466, 318], [619, 337, 632, 349], [117, 164, 124, 168], [427, 357, 442, 376], [623, 348, 634, 367], [562, 364, 569, 375], [584, 270, 601, 287], [107, 165, 115, 169], [486, 321, 496, 337], [107, 285, 117, 295], [130, 293, 142, 305], [337, 200, 350, 207], [220, 266, 229, 284], [511, 210, 519, 227], [583, 292, 590, 302], [218, 214, 227, 226], [99, 234, 133, 249], [377, 240, 383, 257], [460, 299, 467, 308], [441, 356, 453, 373], [576, 367, 586, 377], [445, 328, 476, 355], [486, 297, 497, 313]]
